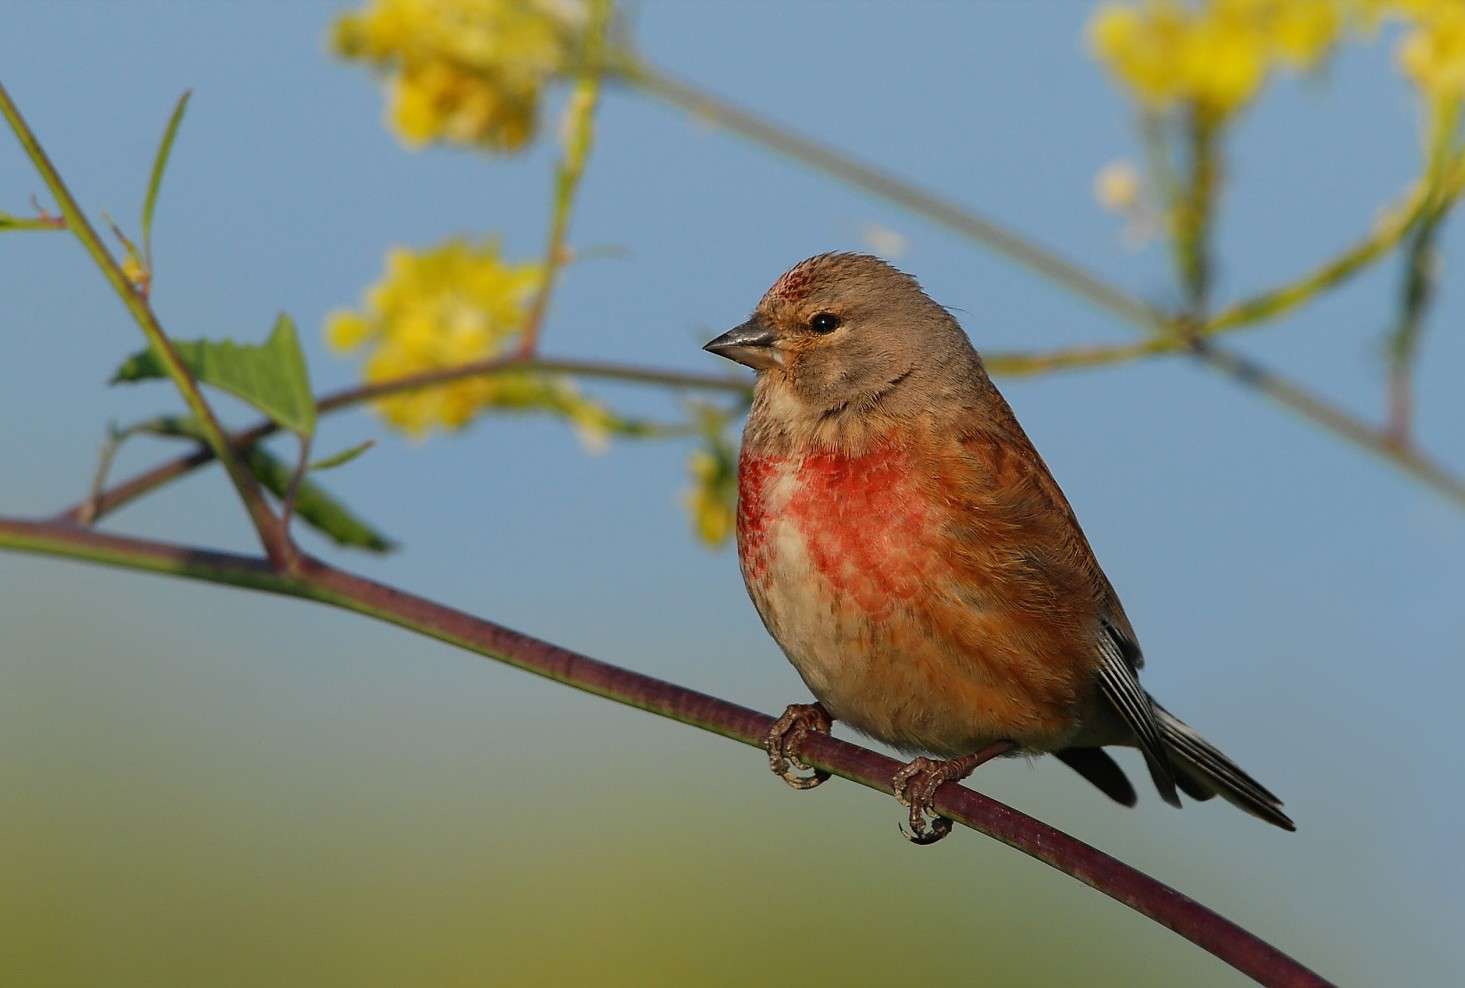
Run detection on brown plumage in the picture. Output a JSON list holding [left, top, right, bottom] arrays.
[[704, 253, 1293, 838]]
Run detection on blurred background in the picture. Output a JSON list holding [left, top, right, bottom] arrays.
[[3, 2, 1463, 985]]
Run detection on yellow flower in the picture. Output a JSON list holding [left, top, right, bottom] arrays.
[[1269, 0, 1342, 68], [1396, 5, 1465, 103], [1095, 160, 1144, 213], [119, 248, 150, 295], [327, 237, 613, 437], [1090, 4, 1190, 110], [325, 311, 372, 351], [332, 0, 591, 151], [1089, 1, 1344, 119], [684, 448, 736, 547]]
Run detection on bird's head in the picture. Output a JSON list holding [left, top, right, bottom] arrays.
[[703, 253, 977, 420]]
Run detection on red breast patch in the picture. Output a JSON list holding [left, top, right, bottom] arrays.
[[738, 443, 933, 616]]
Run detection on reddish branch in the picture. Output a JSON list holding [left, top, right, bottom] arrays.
[[0, 515, 1331, 987]]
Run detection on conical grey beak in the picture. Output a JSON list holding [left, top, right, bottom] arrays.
[[703, 318, 782, 370]]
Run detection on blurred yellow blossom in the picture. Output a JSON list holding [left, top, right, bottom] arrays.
[[332, 0, 591, 151], [1089, 0, 1343, 119], [1095, 160, 1144, 212], [679, 405, 740, 547], [1395, 3, 1465, 104], [1090, 1, 1465, 114], [1269, 0, 1343, 68], [326, 238, 612, 441], [684, 447, 736, 547], [119, 249, 150, 296], [1094, 159, 1162, 246]]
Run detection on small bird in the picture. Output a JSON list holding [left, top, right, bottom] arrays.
[[703, 253, 1293, 842]]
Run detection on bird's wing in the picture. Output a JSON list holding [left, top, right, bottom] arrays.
[[953, 409, 1140, 619], [950, 410, 1176, 803]]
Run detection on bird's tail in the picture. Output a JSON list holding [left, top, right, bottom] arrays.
[[1152, 701, 1296, 832]]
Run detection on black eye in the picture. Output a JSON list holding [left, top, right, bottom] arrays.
[[809, 312, 841, 333]]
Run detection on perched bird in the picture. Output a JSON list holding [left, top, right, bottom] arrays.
[[703, 253, 1293, 842]]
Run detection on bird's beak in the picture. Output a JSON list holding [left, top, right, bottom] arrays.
[[702, 318, 782, 371]]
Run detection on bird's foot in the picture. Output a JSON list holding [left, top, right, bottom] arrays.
[[892, 741, 1017, 845], [765, 702, 833, 790]]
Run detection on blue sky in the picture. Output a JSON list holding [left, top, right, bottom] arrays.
[[3, 3, 1462, 985]]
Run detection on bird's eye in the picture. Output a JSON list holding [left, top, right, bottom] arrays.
[[808, 312, 841, 334]]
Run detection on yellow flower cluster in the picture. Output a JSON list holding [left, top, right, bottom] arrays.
[[1092, 1, 1465, 116], [326, 238, 610, 440], [1089, 0, 1342, 118], [1388, 1, 1465, 103], [332, 0, 588, 151], [684, 446, 737, 547]]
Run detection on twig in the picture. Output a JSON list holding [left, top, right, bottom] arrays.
[[0, 514, 1332, 988], [617, 59, 1164, 330], [76, 416, 187, 525], [55, 355, 753, 525], [78, 424, 129, 526], [1385, 209, 1445, 445], [0, 81, 295, 569], [280, 433, 314, 539], [1188, 339, 1465, 506]]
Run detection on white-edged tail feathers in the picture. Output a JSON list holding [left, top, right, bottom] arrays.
[[1152, 701, 1295, 831]]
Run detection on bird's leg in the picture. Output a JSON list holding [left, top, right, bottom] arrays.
[[765, 702, 834, 790], [892, 741, 1018, 845]]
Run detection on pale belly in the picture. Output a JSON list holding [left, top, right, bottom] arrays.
[[737, 447, 1086, 756]]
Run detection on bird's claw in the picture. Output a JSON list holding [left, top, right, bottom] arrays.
[[765, 702, 833, 790], [893, 756, 958, 844], [892, 742, 1017, 845]]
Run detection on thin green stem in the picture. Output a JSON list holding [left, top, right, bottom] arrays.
[[985, 339, 1178, 376], [1175, 110, 1219, 315], [1139, 112, 1181, 210], [0, 81, 293, 568], [0, 514, 1329, 988], [280, 433, 314, 540], [1386, 206, 1446, 444], [1206, 149, 1465, 339], [76, 416, 190, 525], [517, 0, 609, 356], [1384, 100, 1462, 444], [0, 211, 65, 231], [1204, 186, 1432, 335]]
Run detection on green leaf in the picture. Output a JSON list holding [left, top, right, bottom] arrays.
[[242, 446, 394, 552], [111, 313, 317, 438], [309, 439, 376, 471], [142, 90, 190, 267]]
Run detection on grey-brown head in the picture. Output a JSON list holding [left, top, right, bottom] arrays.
[[703, 253, 981, 420]]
